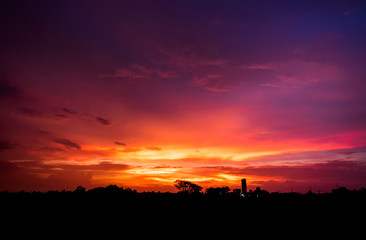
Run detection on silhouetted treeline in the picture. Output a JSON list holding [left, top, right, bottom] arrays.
[[1, 185, 366, 203]]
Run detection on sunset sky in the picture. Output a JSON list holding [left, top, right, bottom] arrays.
[[1, 0, 366, 193]]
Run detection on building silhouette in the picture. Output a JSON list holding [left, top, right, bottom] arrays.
[[241, 179, 247, 197]]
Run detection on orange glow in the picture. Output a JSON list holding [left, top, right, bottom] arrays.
[[2, 1, 366, 193]]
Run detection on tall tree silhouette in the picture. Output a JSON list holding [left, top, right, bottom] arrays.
[[174, 180, 202, 194]]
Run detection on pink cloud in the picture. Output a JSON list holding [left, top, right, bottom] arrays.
[[241, 64, 276, 70], [260, 60, 341, 88], [101, 64, 152, 79], [192, 74, 229, 92]]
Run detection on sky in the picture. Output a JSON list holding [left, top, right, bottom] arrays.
[[1, 0, 366, 193]]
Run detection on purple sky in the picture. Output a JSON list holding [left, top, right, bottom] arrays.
[[1, 0, 366, 192]]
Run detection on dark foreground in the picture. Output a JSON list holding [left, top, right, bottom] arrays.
[[1, 185, 366, 210], [1, 186, 365, 234]]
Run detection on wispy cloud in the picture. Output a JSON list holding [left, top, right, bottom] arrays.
[[101, 64, 152, 79], [192, 74, 230, 92], [53, 139, 81, 150], [114, 141, 126, 146], [17, 107, 43, 117], [62, 108, 78, 114], [146, 146, 162, 151], [101, 64, 177, 80], [61, 107, 112, 126], [241, 64, 275, 70], [95, 117, 111, 125]]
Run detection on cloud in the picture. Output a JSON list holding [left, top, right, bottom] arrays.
[[53, 139, 81, 150], [192, 74, 229, 92], [114, 141, 126, 146], [257, 59, 340, 88], [153, 164, 180, 169], [62, 108, 78, 114], [84, 113, 112, 126], [62, 107, 112, 126], [55, 114, 68, 118], [101, 64, 177, 80], [95, 117, 111, 125], [241, 64, 275, 70], [147, 39, 279, 92], [146, 146, 162, 151], [91, 161, 130, 171], [191, 65, 257, 92], [47, 161, 131, 172], [199, 160, 366, 187], [101, 64, 152, 79], [61, 107, 112, 125], [147, 39, 233, 92], [147, 39, 284, 92], [41, 146, 64, 152], [150, 39, 228, 69], [121, 147, 142, 153], [154, 69, 177, 78]]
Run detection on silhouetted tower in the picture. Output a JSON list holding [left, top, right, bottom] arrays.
[[241, 179, 247, 197]]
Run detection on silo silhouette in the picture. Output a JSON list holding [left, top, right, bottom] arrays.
[[241, 179, 247, 196]]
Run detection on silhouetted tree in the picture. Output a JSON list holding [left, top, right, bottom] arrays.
[[174, 180, 202, 194], [174, 180, 190, 192], [105, 184, 122, 192], [189, 183, 203, 194], [74, 186, 86, 193]]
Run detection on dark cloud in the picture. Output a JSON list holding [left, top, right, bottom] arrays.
[[154, 164, 180, 169], [90, 161, 130, 171], [41, 146, 64, 152], [62, 108, 78, 114], [53, 138, 81, 150], [61, 108, 111, 125], [114, 141, 126, 146], [95, 117, 111, 125], [84, 114, 112, 126], [101, 64, 152, 79], [37, 160, 130, 172]]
